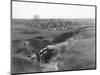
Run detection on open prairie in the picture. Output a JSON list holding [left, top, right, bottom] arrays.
[[11, 18, 96, 73]]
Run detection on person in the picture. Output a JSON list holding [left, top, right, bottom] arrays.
[[39, 47, 55, 63]]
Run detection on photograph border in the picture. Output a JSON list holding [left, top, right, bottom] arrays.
[[11, 0, 97, 74]]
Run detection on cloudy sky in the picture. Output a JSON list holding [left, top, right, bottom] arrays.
[[12, 1, 95, 19]]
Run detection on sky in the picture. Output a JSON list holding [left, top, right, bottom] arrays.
[[12, 1, 95, 19]]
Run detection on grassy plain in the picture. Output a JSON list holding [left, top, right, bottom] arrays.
[[11, 18, 96, 73]]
